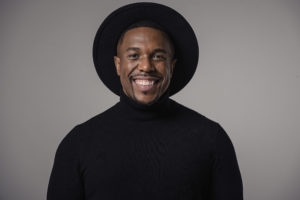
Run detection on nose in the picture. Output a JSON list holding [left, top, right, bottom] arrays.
[[138, 56, 154, 72]]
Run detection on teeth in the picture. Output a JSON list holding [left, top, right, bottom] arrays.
[[135, 80, 155, 86]]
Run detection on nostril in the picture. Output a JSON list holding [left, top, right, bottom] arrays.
[[138, 62, 154, 72]]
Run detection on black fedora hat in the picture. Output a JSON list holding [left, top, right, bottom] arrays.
[[93, 2, 199, 96]]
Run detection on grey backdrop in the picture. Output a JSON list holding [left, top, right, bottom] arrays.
[[1, 0, 300, 199]]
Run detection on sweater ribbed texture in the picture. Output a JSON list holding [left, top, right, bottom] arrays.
[[47, 91, 243, 200]]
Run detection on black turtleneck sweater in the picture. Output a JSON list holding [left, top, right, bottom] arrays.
[[47, 91, 243, 200]]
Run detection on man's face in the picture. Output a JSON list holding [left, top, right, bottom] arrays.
[[114, 27, 176, 104]]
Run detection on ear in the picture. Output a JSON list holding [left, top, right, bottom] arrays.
[[114, 56, 121, 76]]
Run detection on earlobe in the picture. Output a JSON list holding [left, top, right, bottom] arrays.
[[114, 56, 121, 76]]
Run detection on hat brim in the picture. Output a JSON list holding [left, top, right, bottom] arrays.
[[93, 2, 199, 96]]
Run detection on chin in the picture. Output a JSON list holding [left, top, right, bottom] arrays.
[[135, 94, 157, 105]]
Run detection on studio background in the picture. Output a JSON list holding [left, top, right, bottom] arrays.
[[1, 0, 299, 199]]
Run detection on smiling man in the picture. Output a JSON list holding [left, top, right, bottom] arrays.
[[114, 26, 176, 104], [47, 3, 243, 200]]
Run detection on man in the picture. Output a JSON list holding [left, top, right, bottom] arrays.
[[47, 3, 243, 200]]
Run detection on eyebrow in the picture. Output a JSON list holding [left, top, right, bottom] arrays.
[[126, 47, 167, 54], [153, 49, 167, 54], [126, 47, 140, 52]]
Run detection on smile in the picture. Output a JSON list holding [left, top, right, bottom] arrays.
[[135, 79, 155, 86], [132, 78, 160, 92]]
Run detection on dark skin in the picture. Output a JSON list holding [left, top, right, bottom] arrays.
[[114, 27, 177, 104]]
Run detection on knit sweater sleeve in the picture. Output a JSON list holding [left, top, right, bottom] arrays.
[[47, 125, 84, 200], [211, 124, 243, 200]]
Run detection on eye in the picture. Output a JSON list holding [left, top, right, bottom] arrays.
[[153, 54, 166, 61], [128, 53, 139, 60]]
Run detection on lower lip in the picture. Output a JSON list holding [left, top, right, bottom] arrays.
[[133, 80, 158, 92]]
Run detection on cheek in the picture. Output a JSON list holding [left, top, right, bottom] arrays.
[[157, 65, 172, 92], [119, 63, 136, 92], [119, 62, 129, 80], [160, 65, 172, 81]]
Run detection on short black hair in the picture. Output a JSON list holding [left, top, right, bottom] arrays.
[[116, 20, 175, 57]]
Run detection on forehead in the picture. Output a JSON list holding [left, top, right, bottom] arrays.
[[119, 27, 171, 48]]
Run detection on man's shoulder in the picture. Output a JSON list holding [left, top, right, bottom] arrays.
[[76, 103, 119, 130], [169, 99, 221, 130], [55, 104, 120, 153], [169, 99, 214, 121]]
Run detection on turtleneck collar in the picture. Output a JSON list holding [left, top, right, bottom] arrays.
[[116, 89, 172, 121]]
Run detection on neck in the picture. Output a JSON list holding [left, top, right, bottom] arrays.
[[116, 89, 172, 121]]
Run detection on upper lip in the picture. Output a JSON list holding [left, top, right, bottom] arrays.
[[131, 75, 161, 81]]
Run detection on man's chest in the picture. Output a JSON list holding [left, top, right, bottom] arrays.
[[80, 126, 214, 198]]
